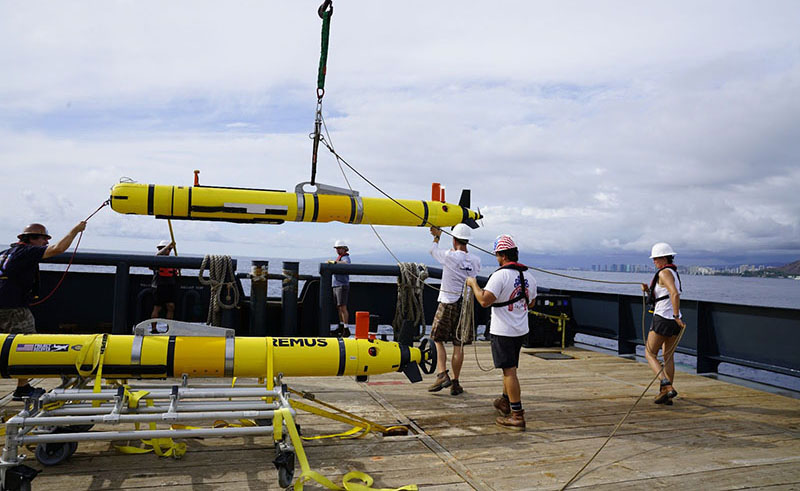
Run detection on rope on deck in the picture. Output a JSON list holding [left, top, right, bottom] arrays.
[[360, 381, 494, 491], [560, 296, 687, 489]]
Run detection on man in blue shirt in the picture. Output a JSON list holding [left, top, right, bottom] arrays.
[[331, 240, 351, 337], [0, 221, 86, 400]]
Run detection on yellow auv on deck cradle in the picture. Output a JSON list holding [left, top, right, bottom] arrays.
[[0, 333, 423, 380]]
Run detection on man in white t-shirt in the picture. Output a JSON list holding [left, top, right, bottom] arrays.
[[427, 224, 481, 396], [466, 234, 536, 430]]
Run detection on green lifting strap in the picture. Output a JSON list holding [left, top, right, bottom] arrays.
[[317, 0, 333, 95]]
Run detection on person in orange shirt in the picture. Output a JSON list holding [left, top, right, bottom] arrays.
[[151, 240, 179, 319]]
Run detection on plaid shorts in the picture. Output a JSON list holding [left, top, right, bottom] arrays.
[[430, 300, 472, 346], [0, 307, 37, 334]]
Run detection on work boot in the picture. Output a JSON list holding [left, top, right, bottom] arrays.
[[496, 409, 525, 431], [450, 379, 463, 396], [12, 384, 45, 401], [654, 380, 672, 404], [427, 370, 451, 392], [493, 396, 511, 416], [331, 324, 350, 338], [666, 384, 678, 400]]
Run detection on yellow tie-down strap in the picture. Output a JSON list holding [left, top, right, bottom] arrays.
[[113, 389, 186, 458], [287, 387, 408, 439], [73, 333, 110, 408], [274, 408, 417, 491]]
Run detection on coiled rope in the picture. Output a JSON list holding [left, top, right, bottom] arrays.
[[391, 263, 428, 339], [455, 283, 495, 372], [198, 255, 239, 326]]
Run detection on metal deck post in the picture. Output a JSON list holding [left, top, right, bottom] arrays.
[[319, 264, 333, 337], [112, 262, 130, 334], [282, 262, 299, 336], [250, 260, 268, 336], [617, 295, 637, 356]]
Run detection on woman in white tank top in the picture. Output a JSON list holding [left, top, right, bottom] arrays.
[[640, 242, 686, 405]]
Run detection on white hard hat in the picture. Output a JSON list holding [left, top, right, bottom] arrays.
[[451, 223, 472, 241], [650, 242, 676, 258], [157, 239, 170, 248], [333, 240, 348, 249]]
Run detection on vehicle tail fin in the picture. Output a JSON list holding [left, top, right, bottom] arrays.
[[458, 189, 471, 209], [402, 362, 422, 383]]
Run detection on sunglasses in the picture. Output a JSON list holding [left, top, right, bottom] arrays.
[[27, 234, 50, 240]]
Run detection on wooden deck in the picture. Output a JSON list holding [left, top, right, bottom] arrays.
[[3, 343, 800, 490]]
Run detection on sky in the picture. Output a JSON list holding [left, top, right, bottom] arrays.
[[1, 1, 799, 268]]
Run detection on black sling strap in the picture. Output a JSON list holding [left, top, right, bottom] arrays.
[[491, 262, 530, 308], [647, 264, 682, 307]]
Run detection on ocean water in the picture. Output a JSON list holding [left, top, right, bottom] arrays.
[[532, 269, 799, 309]]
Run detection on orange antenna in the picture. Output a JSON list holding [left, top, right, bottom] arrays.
[[193, 170, 200, 186]]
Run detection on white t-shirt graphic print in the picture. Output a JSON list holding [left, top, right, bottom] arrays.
[[484, 267, 537, 337]]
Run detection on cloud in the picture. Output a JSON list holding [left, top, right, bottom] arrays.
[[1, 1, 799, 265]]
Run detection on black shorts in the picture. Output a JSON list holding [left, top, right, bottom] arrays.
[[155, 284, 178, 305], [491, 333, 526, 369], [651, 315, 681, 337]]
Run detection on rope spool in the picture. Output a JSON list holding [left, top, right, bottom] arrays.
[[198, 255, 239, 326]]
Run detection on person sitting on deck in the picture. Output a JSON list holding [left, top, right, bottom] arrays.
[[466, 234, 536, 430]]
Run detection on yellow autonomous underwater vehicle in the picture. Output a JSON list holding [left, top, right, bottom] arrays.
[[0, 320, 434, 383], [109, 179, 481, 228]]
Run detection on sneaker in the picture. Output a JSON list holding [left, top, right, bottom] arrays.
[[450, 380, 463, 396], [496, 409, 525, 431], [493, 396, 510, 416], [427, 370, 451, 392], [342, 326, 351, 338], [12, 384, 45, 401]]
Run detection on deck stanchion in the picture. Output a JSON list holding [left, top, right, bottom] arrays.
[[696, 300, 720, 374], [112, 262, 130, 334], [282, 262, 299, 336], [617, 295, 636, 356], [250, 260, 269, 336], [318, 263, 333, 337]]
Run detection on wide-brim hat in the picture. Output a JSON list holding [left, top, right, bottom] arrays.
[[18, 223, 51, 240]]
